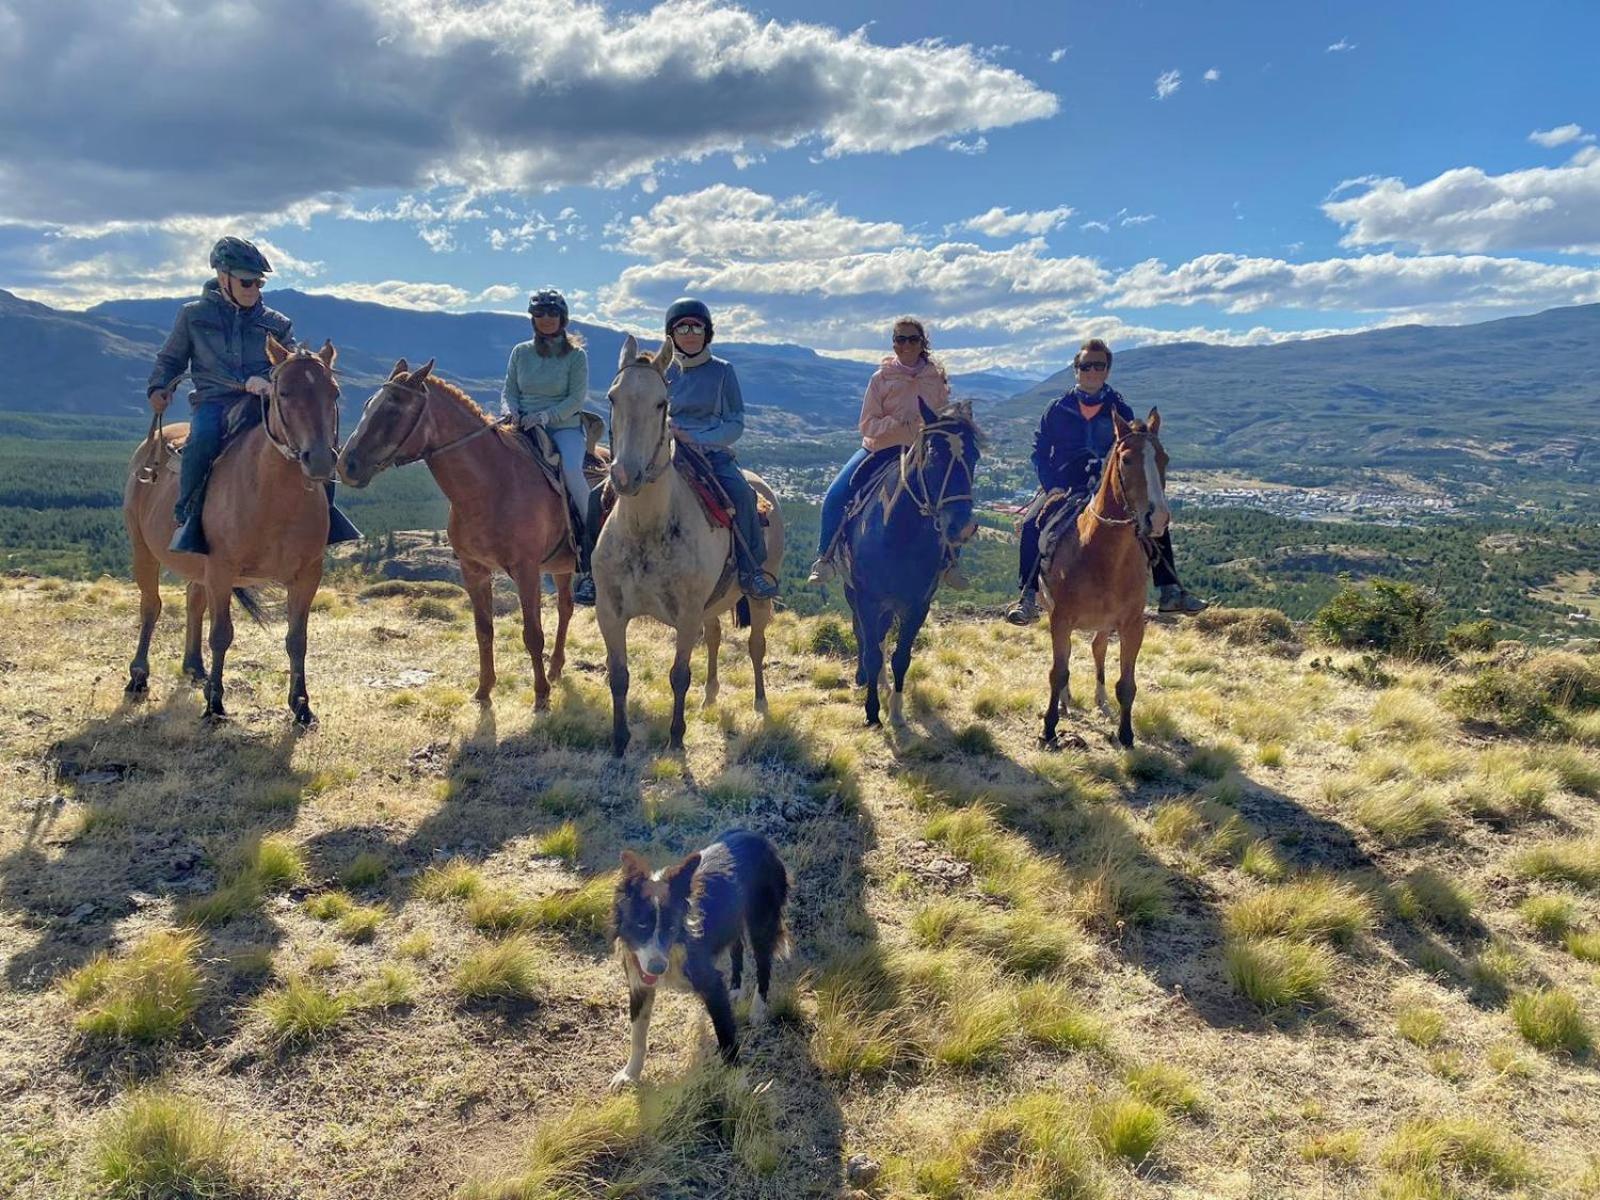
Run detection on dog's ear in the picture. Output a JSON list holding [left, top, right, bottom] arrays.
[[618, 850, 650, 880], [665, 851, 702, 896]]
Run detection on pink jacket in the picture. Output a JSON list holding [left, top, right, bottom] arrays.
[[858, 356, 951, 451]]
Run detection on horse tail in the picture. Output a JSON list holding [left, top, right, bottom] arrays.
[[233, 587, 269, 627], [735, 597, 752, 629]]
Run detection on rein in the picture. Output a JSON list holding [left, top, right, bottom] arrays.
[[606, 363, 673, 487], [262, 356, 341, 490], [1084, 436, 1161, 563], [895, 419, 975, 518], [387, 380, 504, 468]]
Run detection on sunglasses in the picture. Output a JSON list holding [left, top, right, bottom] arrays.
[[531, 306, 563, 317], [893, 334, 924, 345], [1076, 360, 1109, 371], [672, 322, 706, 336], [231, 276, 263, 290]]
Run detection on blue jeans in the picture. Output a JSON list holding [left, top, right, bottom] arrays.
[[547, 425, 590, 511], [817, 447, 873, 556], [176, 399, 229, 522], [702, 447, 766, 578]]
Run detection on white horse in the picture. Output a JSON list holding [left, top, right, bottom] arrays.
[[593, 336, 786, 756]]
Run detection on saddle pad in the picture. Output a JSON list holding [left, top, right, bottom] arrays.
[[1033, 489, 1089, 565], [840, 451, 901, 528], [672, 455, 773, 529]]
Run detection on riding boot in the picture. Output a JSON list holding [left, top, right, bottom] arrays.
[[324, 481, 363, 545], [573, 485, 603, 607], [170, 509, 209, 555], [1006, 586, 1040, 626]]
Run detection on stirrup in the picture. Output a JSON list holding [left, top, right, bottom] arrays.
[[941, 562, 971, 591], [572, 573, 597, 607], [740, 570, 780, 600], [1005, 591, 1039, 626], [169, 512, 208, 555], [807, 557, 836, 585]]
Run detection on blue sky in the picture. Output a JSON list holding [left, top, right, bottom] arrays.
[[1, 0, 1596, 372]]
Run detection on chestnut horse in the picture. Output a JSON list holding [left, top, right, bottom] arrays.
[[336, 360, 580, 709], [595, 336, 786, 757], [1041, 409, 1171, 748], [123, 337, 341, 725]]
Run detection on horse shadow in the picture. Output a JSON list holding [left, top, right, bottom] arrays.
[[0, 691, 314, 1080]]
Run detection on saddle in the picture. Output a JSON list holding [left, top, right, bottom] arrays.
[[672, 447, 773, 531], [514, 411, 610, 561], [1023, 488, 1090, 578], [139, 395, 261, 481]]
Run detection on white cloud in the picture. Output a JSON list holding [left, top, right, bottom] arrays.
[[963, 206, 1075, 238], [474, 284, 523, 305], [1328, 37, 1356, 52], [1154, 69, 1182, 100], [945, 137, 989, 155], [1529, 124, 1595, 149], [1049, 47, 1067, 63], [1080, 220, 1110, 233], [1323, 153, 1600, 253], [293, 280, 478, 310], [1118, 211, 1157, 227], [1203, 68, 1221, 83], [0, 0, 1058, 227], [609, 185, 913, 261]]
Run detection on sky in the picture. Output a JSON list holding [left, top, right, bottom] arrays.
[[1, 0, 1597, 374]]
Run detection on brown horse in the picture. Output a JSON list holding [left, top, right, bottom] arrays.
[[336, 360, 580, 709], [123, 337, 342, 725], [1041, 409, 1171, 748]]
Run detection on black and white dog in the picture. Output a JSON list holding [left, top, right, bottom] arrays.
[[609, 829, 790, 1089]]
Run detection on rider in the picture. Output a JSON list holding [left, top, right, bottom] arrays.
[[503, 287, 595, 604], [1006, 337, 1206, 625], [662, 297, 779, 601], [146, 236, 361, 554], [807, 316, 967, 588]]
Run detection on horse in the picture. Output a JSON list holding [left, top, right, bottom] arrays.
[[336, 359, 584, 710], [123, 337, 342, 725], [1040, 408, 1171, 749], [594, 336, 786, 757], [840, 398, 981, 728]]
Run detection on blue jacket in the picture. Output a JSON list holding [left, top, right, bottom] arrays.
[[665, 354, 744, 449], [1031, 385, 1135, 494], [147, 279, 294, 405]]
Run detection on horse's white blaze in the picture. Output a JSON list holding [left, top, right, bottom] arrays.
[[1142, 441, 1171, 537]]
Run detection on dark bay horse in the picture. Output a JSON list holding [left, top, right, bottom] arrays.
[[336, 360, 582, 710], [1041, 409, 1171, 748], [123, 337, 341, 725], [841, 399, 981, 727]]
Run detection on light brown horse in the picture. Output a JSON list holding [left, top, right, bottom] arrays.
[[1041, 409, 1171, 748], [123, 337, 341, 725], [595, 336, 786, 756], [336, 360, 579, 709]]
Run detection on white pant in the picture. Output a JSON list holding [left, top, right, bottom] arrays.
[[547, 425, 590, 509]]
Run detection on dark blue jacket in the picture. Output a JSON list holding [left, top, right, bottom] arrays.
[[1031, 385, 1135, 494], [147, 279, 294, 404]]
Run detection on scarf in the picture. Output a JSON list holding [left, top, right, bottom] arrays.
[[675, 347, 713, 369]]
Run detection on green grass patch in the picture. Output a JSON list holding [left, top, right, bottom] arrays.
[[256, 977, 352, 1046], [416, 858, 485, 902], [1090, 1096, 1165, 1165], [533, 821, 581, 863], [1513, 838, 1600, 890], [303, 890, 356, 921], [1392, 868, 1475, 929], [1518, 894, 1578, 941], [1121, 1062, 1201, 1115], [1016, 981, 1109, 1054], [1379, 1116, 1535, 1193], [1225, 937, 1332, 1011], [1509, 988, 1591, 1056], [61, 929, 202, 1043], [1224, 876, 1374, 947], [90, 1091, 255, 1200], [342, 851, 389, 888], [454, 938, 544, 1002]]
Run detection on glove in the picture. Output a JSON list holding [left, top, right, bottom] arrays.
[[148, 387, 170, 414], [244, 376, 271, 397], [519, 410, 548, 431]]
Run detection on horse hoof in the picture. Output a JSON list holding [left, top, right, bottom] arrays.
[[753, 698, 768, 716], [533, 695, 551, 713], [125, 677, 149, 698], [865, 716, 881, 728], [293, 708, 318, 730]]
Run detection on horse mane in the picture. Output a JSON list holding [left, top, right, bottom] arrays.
[[925, 399, 987, 448], [427, 375, 493, 424]]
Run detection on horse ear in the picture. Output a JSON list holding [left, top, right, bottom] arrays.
[[619, 849, 650, 879], [1112, 409, 1131, 439], [265, 334, 290, 366], [652, 337, 674, 374], [619, 334, 638, 372], [917, 396, 937, 424], [317, 339, 337, 369], [1146, 407, 1161, 436], [408, 358, 435, 386], [390, 359, 410, 378]]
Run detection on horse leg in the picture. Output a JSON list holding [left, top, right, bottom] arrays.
[[888, 600, 930, 729], [598, 604, 631, 757], [1091, 630, 1114, 717], [549, 573, 572, 683], [747, 601, 770, 715], [182, 582, 207, 683], [668, 623, 696, 751], [203, 576, 235, 720], [126, 533, 161, 697], [510, 564, 551, 711], [862, 604, 887, 728], [850, 600, 869, 687], [702, 615, 721, 709], [1042, 609, 1072, 746], [284, 568, 318, 727], [1115, 617, 1145, 748], [461, 562, 498, 705]]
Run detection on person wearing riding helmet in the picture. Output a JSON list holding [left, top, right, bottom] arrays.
[[1006, 337, 1205, 625], [661, 297, 779, 601], [503, 288, 595, 603], [147, 236, 361, 554], [807, 316, 968, 589]]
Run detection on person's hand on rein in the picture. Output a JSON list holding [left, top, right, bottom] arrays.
[[244, 376, 271, 398], [148, 387, 170, 414]]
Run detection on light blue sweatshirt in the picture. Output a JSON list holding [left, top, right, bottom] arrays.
[[665, 354, 744, 449], [502, 340, 589, 430]]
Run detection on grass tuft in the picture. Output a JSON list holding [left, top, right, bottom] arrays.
[[1090, 1096, 1165, 1164], [256, 976, 351, 1046], [1224, 876, 1374, 947], [1513, 838, 1600, 890], [1509, 988, 1591, 1056], [454, 938, 544, 1002], [1518, 894, 1578, 941], [533, 821, 581, 863], [1122, 1062, 1201, 1115], [1379, 1117, 1535, 1192], [1225, 937, 1332, 1010], [90, 1091, 254, 1199], [416, 858, 485, 902], [342, 851, 389, 888], [62, 929, 202, 1043]]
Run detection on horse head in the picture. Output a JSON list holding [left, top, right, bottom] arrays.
[[337, 357, 436, 486], [264, 335, 343, 482], [607, 333, 675, 496], [908, 397, 982, 539], [1109, 407, 1171, 539]]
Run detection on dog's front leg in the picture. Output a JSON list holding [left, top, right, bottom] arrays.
[[611, 982, 656, 1090], [687, 957, 739, 1065]]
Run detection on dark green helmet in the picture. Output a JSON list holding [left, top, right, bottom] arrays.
[[528, 288, 568, 321], [209, 236, 272, 278], [665, 297, 713, 343]]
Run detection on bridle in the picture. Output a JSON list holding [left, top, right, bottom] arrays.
[[606, 361, 673, 488], [1085, 430, 1166, 561], [262, 354, 341, 488], [897, 416, 976, 519]]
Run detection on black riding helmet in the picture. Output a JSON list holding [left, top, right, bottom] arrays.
[[665, 297, 713, 344], [209, 236, 272, 278], [528, 287, 569, 323]]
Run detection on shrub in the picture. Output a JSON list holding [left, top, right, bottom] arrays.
[[1445, 668, 1557, 734], [806, 616, 856, 659], [1446, 619, 1497, 653], [1192, 606, 1302, 654], [1310, 579, 1443, 661]]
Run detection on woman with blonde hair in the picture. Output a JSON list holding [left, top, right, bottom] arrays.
[[808, 316, 966, 587]]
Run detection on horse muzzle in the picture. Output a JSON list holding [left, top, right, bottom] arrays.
[[301, 444, 336, 484], [336, 447, 376, 488], [609, 463, 645, 497], [1143, 507, 1171, 540]]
